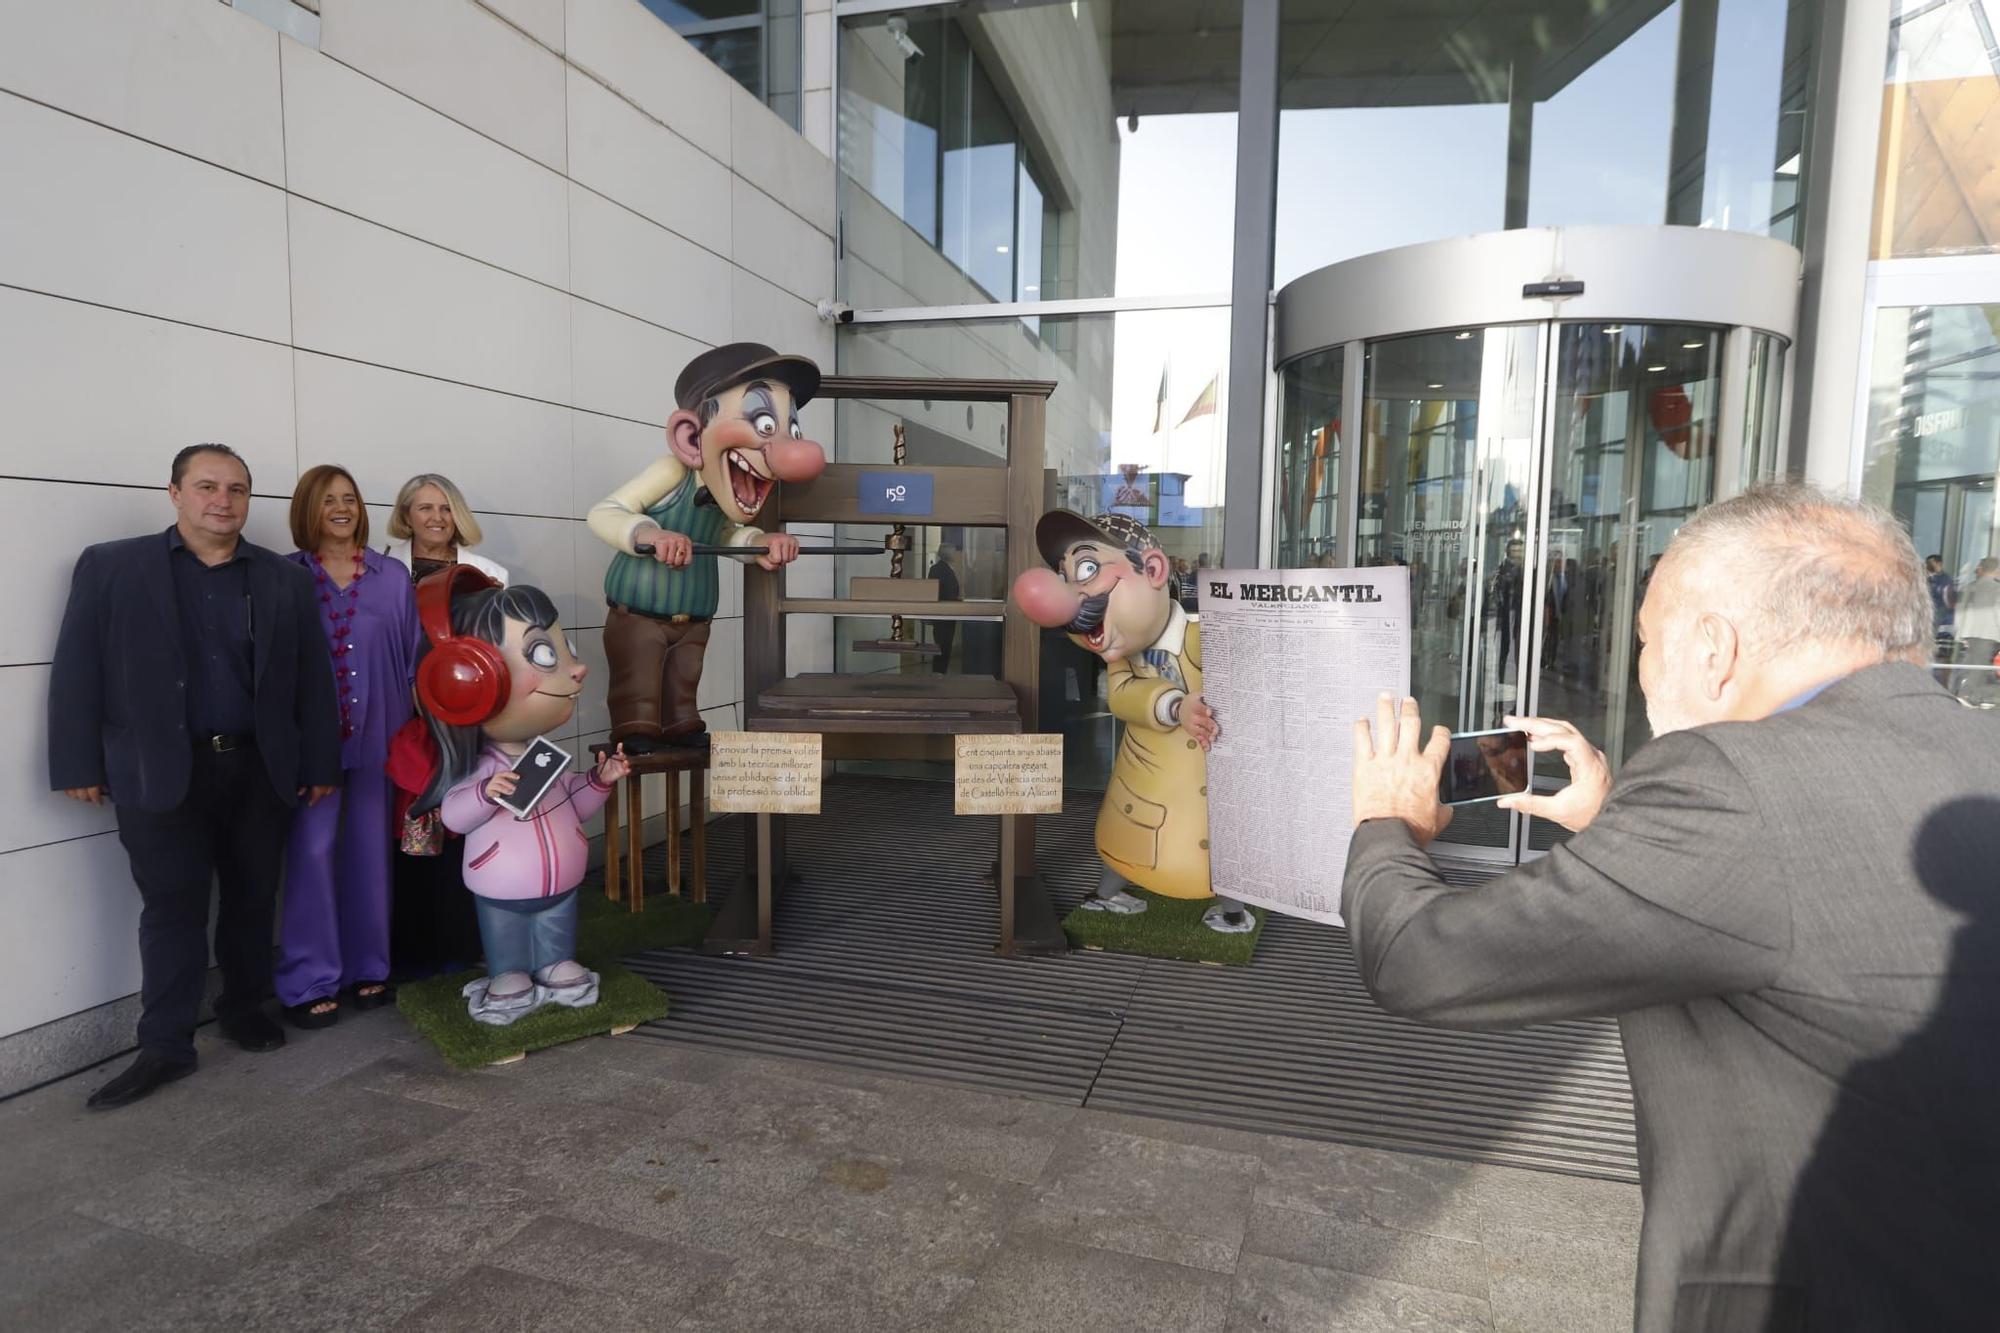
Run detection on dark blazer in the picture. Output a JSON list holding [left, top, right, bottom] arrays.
[[1342, 663, 2000, 1333], [48, 528, 343, 813]]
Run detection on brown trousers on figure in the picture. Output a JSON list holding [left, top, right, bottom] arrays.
[[604, 606, 710, 742]]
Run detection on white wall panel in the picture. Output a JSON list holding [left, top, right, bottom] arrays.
[[0, 290, 296, 491], [318, 0, 567, 172], [571, 625, 608, 737], [568, 184, 732, 347], [566, 69, 732, 258], [570, 299, 706, 427], [294, 352, 573, 523], [564, 0, 732, 162], [731, 267, 835, 363], [0, 0, 284, 184], [729, 82, 835, 237], [0, 835, 142, 1035], [478, 0, 563, 51], [288, 199, 572, 405], [0, 95, 290, 341], [4, 481, 184, 668], [571, 408, 667, 525], [573, 517, 616, 632], [282, 40, 570, 289], [0, 666, 118, 855], [731, 178, 834, 305], [470, 512, 581, 630]]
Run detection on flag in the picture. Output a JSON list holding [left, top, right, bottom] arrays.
[[1177, 374, 1219, 426], [1152, 366, 1170, 434]]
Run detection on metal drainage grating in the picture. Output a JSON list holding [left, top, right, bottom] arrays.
[[619, 777, 1637, 1182]]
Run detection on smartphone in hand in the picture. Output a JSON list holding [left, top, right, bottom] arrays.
[[1438, 728, 1530, 805], [494, 736, 571, 817]]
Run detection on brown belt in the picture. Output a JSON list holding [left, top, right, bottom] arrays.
[[609, 603, 710, 626]]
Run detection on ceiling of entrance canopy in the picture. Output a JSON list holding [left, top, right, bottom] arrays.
[[1109, 0, 1679, 116]]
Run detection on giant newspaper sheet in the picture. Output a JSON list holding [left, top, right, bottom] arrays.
[[1199, 567, 1411, 926]]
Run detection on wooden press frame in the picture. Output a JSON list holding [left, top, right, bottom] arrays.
[[701, 374, 1065, 958]]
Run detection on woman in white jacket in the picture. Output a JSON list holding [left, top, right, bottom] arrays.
[[382, 472, 506, 980], [383, 473, 509, 586]]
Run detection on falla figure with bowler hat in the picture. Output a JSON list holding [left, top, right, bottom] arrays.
[[587, 343, 828, 754], [1012, 510, 1255, 936]]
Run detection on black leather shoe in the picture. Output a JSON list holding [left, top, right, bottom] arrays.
[[218, 1009, 286, 1053], [87, 1053, 196, 1110]]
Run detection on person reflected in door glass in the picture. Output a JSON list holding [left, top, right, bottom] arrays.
[[1953, 557, 2000, 707], [1488, 538, 1526, 678]]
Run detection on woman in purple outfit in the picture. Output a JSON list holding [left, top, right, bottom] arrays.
[[276, 465, 423, 1027]]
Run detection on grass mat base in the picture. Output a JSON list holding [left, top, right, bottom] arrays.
[[397, 890, 712, 1068], [1060, 887, 1266, 965], [396, 962, 667, 1068]]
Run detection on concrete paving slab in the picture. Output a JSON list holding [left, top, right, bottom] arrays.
[[1226, 1252, 1494, 1332], [684, 1231, 979, 1332], [392, 1262, 664, 1331], [765, 1155, 1028, 1273], [949, 1235, 1232, 1333], [1012, 1126, 1262, 1274], [1242, 1202, 1492, 1301]]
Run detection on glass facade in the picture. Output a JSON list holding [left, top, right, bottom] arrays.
[[1273, 347, 1344, 567], [838, 1, 1239, 308], [1273, 0, 1817, 286], [1276, 314, 1770, 855], [1862, 3, 2000, 706], [1861, 301, 2000, 702], [642, 0, 801, 128], [1873, 0, 2000, 260]]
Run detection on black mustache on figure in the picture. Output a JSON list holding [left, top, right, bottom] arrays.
[[1067, 591, 1111, 636]]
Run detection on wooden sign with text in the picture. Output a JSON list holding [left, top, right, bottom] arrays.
[[954, 734, 1063, 816], [710, 732, 823, 814]]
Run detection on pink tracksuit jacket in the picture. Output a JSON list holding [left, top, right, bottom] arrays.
[[439, 748, 612, 901]]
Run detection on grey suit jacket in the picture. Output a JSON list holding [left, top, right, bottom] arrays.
[[1343, 663, 2000, 1333]]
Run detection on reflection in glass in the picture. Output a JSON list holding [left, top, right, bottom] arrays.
[[1356, 327, 1543, 852], [1861, 303, 2000, 696], [942, 36, 1019, 299], [1739, 332, 1788, 492], [1274, 347, 1344, 567], [1273, 0, 1816, 285], [1874, 0, 2000, 259], [639, 1, 800, 128], [839, 2, 1241, 306], [1528, 323, 1722, 849]]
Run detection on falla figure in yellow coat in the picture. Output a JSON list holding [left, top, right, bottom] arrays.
[[1011, 511, 1254, 934]]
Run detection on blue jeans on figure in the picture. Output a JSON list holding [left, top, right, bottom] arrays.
[[462, 891, 599, 1025]]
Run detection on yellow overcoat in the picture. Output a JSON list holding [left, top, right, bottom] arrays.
[[1096, 609, 1211, 900]]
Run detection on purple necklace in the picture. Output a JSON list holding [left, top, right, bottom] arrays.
[[312, 551, 367, 741]]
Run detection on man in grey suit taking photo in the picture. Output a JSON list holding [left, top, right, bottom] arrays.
[[1345, 484, 2000, 1332]]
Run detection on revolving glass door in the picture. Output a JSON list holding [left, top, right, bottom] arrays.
[[1346, 320, 1746, 860]]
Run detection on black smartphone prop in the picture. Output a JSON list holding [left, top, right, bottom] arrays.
[[494, 736, 571, 818], [1438, 728, 1530, 805]]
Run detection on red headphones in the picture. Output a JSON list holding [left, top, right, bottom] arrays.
[[416, 564, 509, 726]]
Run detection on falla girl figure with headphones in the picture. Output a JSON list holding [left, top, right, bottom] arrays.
[[413, 567, 630, 1026]]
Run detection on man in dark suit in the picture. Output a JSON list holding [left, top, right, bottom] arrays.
[[1343, 485, 2000, 1331], [50, 444, 341, 1109]]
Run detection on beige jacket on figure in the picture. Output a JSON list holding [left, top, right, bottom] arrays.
[[1098, 604, 1211, 900]]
